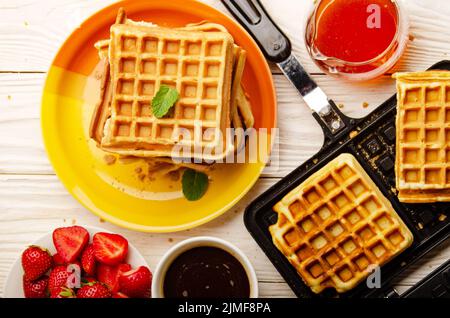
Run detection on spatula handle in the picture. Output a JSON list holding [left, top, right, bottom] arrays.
[[221, 0, 291, 63]]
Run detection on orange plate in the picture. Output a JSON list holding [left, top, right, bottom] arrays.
[[41, 0, 277, 232]]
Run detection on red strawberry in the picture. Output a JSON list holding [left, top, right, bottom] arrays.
[[71, 260, 81, 268], [52, 253, 65, 266], [53, 253, 81, 267], [96, 264, 116, 291], [22, 246, 53, 281], [119, 266, 152, 298], [23, 275, 48, 298], [82, 276, 97, 284], [93, 232, 128, 266], [50, 286, 76, 298], [48, 265, 70, 292], [112, 292, 129, 298], [48, 263, 82, 292], [53, 226, 89, 263], [81, 244, 96, 276], [76, 282, 111, 298], [97, 263, 131, 293]]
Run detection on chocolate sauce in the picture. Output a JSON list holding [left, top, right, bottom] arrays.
[[163, 246, 250, 298]]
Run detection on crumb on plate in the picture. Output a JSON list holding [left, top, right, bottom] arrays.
[[104, 154, 117, 165]]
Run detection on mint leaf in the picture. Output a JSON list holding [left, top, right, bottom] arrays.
[[182, 169, 209, 201], [151, 85, 179, 118]]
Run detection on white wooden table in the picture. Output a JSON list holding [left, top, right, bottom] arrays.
[[1, 0, 449, 298]]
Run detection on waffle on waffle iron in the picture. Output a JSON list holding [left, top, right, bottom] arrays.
[[394, 71, 450, 203], [269, 153, 413, 294], [89, 9, 250, 162]]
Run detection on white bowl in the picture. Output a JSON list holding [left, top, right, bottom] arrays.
[[3, 225, 149, 298], [152, 237, 258, 298]]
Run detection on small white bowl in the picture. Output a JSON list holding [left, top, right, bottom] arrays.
[[3, 225, 149, 298], [152, 236, 258, 298]]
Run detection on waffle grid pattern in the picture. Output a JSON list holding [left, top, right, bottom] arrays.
[[105, 24, 234, 156], [397, 83, 450, 189], [270, 154, 413, 294]]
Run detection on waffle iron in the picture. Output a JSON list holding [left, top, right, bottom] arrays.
[[221, 0, 450, 298]]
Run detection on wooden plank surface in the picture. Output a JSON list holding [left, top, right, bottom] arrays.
[[0, 0, 449, 298], [1, 174, 448, 296]]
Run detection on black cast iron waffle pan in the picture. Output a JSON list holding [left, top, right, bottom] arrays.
[[221, 0, 450, 298], [402, 259, 450, 298], [242, 61, 450, 298]]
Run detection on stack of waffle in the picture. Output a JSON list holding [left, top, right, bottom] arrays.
[[269, 153, 413, 293], [394, 71, 450, 202], [90, 8, 254, 172]]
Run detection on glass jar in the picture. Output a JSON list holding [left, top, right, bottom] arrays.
[[305, 0, 409, 81]]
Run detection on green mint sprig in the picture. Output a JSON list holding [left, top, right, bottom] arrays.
[[151, 85, 179, 118], [182, 169, 209, 201]]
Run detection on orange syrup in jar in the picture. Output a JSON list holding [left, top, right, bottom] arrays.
[[305, 0, 408, 80]]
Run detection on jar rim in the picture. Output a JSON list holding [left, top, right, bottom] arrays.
[[306, 0, 409, 67]]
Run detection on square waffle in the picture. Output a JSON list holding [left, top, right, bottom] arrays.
[[269, 153, 413, 294], [90, 11, 253, 160], [89, 59, 212, 174], [89, 59, 246, 174], [90, 48, 251, 153], [394, 71, 450, 203], [102, 21, 235, 161]]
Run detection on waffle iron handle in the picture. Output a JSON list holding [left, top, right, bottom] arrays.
[[221, 0, 291, 63], [221, 0, 351, 141]]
